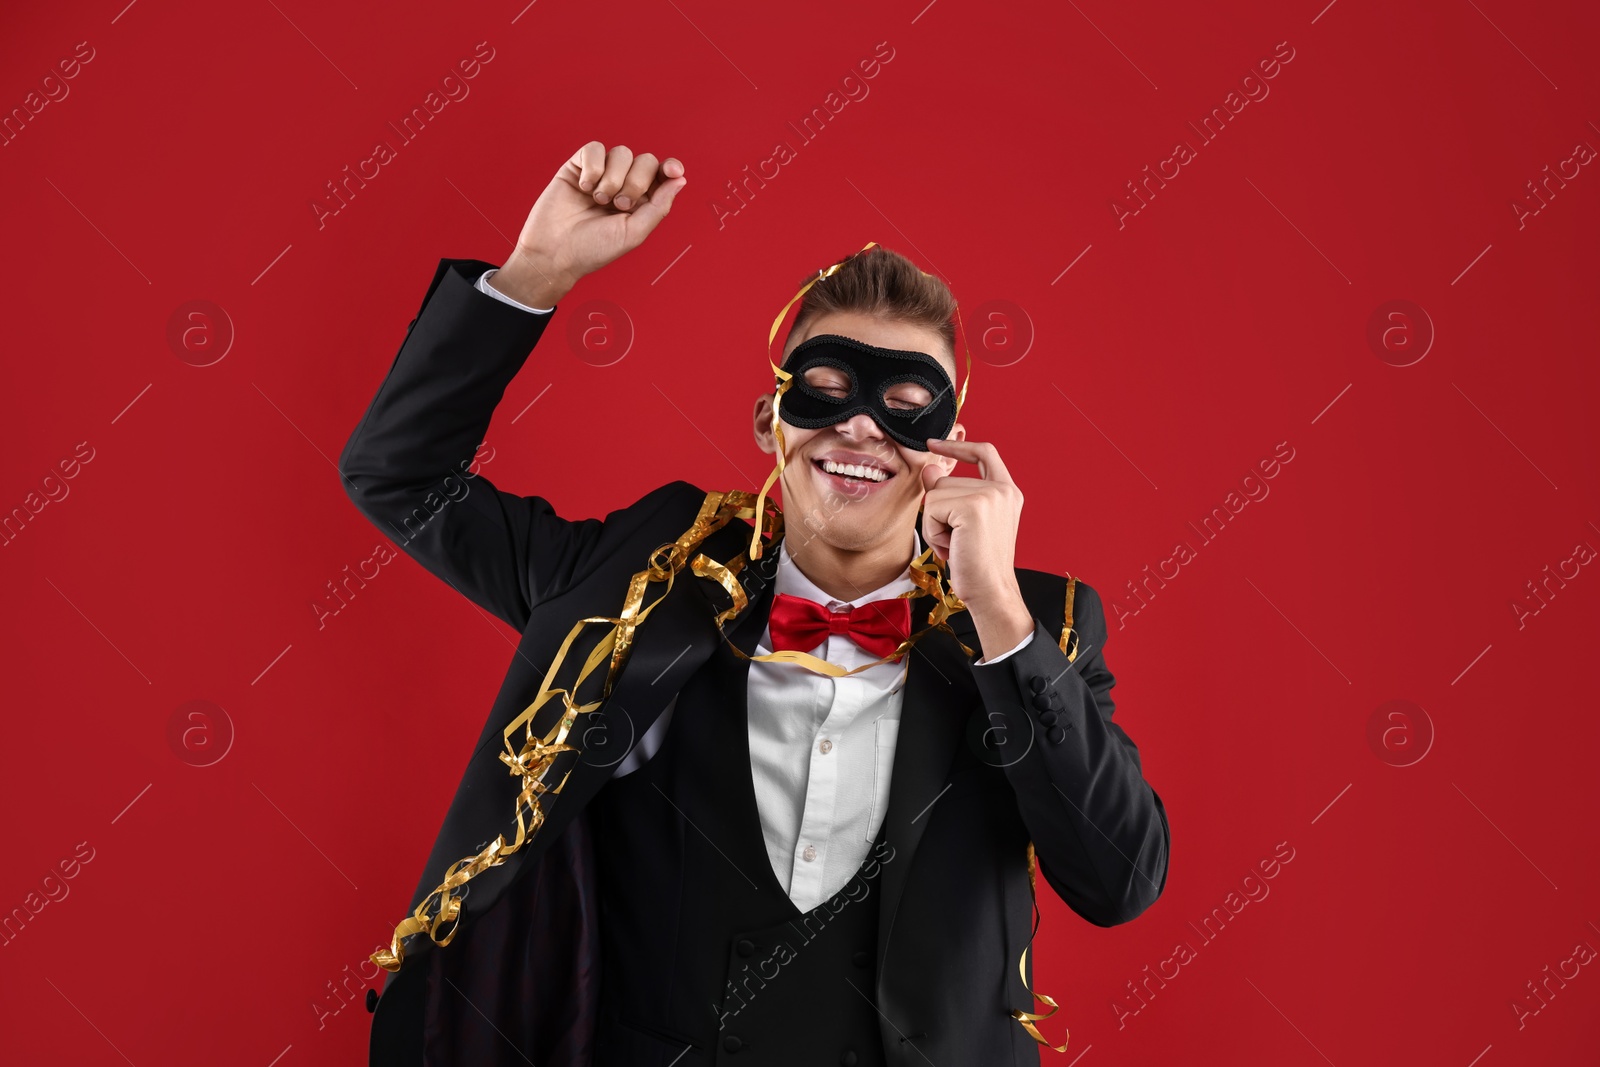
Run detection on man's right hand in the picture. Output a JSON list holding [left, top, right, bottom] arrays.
[[488, 142, 687, 309]]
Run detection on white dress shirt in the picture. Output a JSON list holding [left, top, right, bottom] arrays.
[[754, 533, 928, 911], [475, 267, 1035, 911]]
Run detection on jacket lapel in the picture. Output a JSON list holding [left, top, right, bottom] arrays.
[[875, 586, 979, 965]]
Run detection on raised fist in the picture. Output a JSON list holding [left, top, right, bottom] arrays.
[[492, 142, 687, 307]]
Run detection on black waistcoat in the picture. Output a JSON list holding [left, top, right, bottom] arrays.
[[588, 590, 891, 1067]]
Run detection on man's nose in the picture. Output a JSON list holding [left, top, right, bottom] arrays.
[[835, 413, 884, 441]]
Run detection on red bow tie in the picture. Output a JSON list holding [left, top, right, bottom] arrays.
[[767, 592, 912, 659]]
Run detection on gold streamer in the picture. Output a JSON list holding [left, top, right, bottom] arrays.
[[373, 489, 755, 973], [748, 240, 975, 562], [1010, 841, 1070, 1052], [1059, 573, 1079, 663], [695, 537, 976, 676]]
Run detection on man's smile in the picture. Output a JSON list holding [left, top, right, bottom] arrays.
[[808, 448, 897, 495]]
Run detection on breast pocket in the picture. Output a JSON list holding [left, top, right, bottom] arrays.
[[867, 717, 900, 841]]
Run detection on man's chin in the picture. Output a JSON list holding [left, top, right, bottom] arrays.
[[789, 498, 916, 550], [780, 468, 916, 535]]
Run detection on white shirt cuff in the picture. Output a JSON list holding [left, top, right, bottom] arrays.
[[976, 628, 1035, 666], [475, 268, 554, 314]]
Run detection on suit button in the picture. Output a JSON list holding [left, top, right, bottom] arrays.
[[1028, 675, 1047, 694], [852, 949, 871, 968], [1046, 725, 1066, 744], [1032, 693, 1053, 711], [1039, 711, 1058, 726], [840, 1052, 858, 1066], [365, 988, 378, 1013], [736, 938, 755, 957], [724, 1035, 743, 1052]]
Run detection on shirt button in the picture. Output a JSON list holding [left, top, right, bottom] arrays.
[[819, 738, 833, 754], [802, 844, 817, 862]]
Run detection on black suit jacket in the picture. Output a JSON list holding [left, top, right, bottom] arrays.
[[339, 258, 1171, 1066]]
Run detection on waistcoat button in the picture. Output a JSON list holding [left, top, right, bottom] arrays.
[[736, 938, 755, 957], [724, 1034, 743, 1052], [852, 950, 871, 968], [840, 1051, 858, 1066]]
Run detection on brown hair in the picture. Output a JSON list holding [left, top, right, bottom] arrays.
[[782, 245, 957, 365]]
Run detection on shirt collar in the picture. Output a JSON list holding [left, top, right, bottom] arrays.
[[775, 528, 924, 609]]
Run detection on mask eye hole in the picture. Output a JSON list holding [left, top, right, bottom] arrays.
[[799, 362, 855, 401], [882, 381, 934, 410], [879, 372, 946, 417]]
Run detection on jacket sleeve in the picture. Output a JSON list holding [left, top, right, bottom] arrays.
[[970, 581, 1170, 926], [338, 257, 607, 632]]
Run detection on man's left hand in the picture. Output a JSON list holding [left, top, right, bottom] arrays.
[[921, 438, 1036, 659]]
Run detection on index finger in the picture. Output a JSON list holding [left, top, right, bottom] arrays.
[[569, 141, 607, 191], [926, 438, 1013, 485]]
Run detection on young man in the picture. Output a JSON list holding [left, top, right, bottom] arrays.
[[342, 142, 1169, 1067]]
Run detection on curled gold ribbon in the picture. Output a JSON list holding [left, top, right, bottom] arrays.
[[1010, 841, 1070, 1052], [748, 240, 974, 562], [693, 532, 976, 677], [373, 489, 753, 973], [1059, 573, 1079, 663]]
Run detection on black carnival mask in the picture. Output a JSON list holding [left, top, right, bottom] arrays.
[[777, 333, 958, 451]]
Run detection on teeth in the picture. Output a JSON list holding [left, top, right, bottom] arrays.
[[820, 459, 887, 482]]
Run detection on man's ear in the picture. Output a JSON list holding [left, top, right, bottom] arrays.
[[752, 393, 778, 454]]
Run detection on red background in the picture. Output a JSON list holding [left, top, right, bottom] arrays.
[[3, 1, 1598, 1064]]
